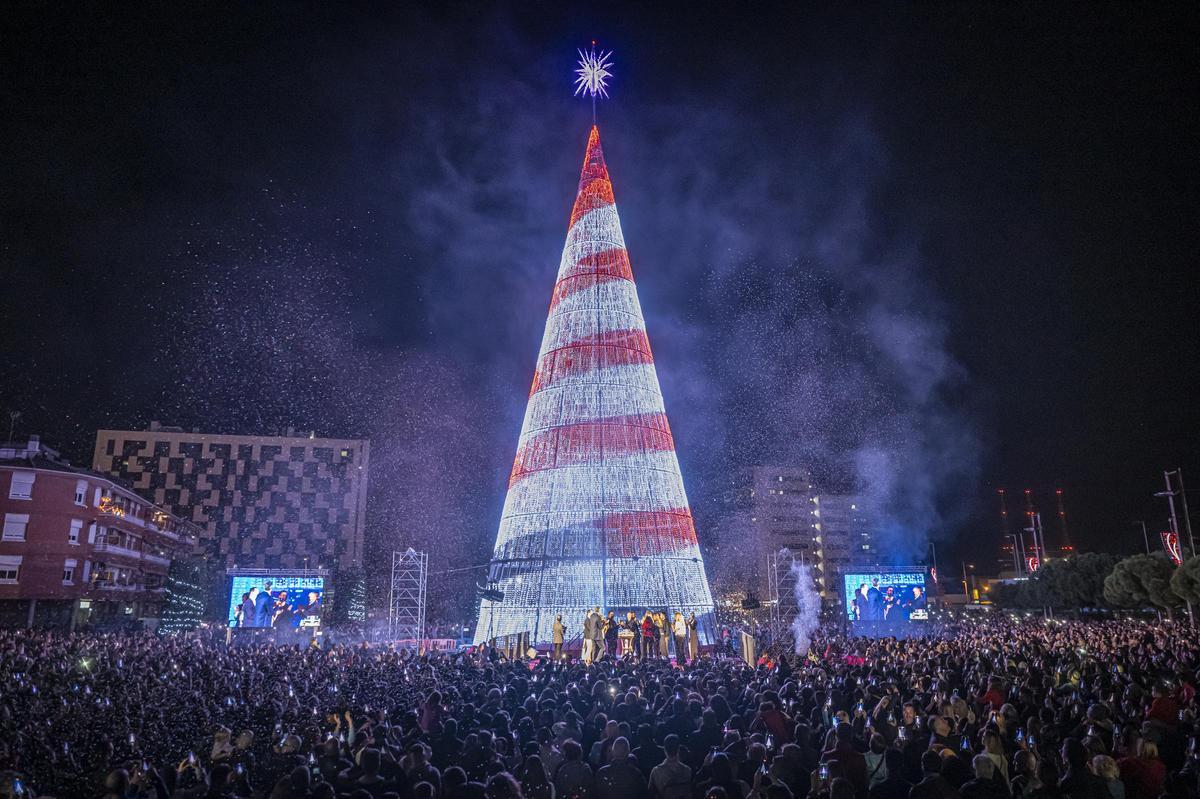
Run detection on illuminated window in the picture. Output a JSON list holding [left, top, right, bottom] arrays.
[[8, 471, 35, 500]]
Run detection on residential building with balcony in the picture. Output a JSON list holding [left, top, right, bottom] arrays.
[[0, 436, 199, 629]]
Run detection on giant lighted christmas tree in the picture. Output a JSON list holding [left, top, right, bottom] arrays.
[[475, 48, 715, 645]]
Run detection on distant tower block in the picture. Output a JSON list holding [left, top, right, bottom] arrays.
[[474, 126, 716, 644]]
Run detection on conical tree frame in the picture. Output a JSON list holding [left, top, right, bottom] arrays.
[[475, 126, 716, 645]]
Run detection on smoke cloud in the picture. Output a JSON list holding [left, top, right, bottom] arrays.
[[789, 558, 823, 657]]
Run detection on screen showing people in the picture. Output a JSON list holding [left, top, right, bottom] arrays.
[[227, 574, 324, 630], [843, 572, 928, 622]]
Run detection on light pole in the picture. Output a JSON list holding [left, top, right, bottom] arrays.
[[1133, 521, 1150, 555], [1172, 469, 1196, 558], [1157, 473, 1196, 628]]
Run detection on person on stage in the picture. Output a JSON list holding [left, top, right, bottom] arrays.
[[299, 590, 321, 617], [236, 592, 254, 628], [253, 581, 274, 627], [882, 585, 898, 620], [686, 612, 699, 662], [657, 612, 670, 658], [672, 612, 687, 662], [624, 612, 639, 658], [906, 586, 927, 617], [581, 610, 595, 664], [604, 611, 619, 660], [640, 612, 655, 660], [852, 583, 869, 621], [589, 607, 604, 662], [867, 577, 884, 620], [271, 590, 294, 629], [553, 615, 566, 661]]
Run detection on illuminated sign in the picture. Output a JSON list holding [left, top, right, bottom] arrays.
[[1162, 531, 1183, 565]]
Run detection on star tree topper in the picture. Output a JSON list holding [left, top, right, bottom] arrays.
[[574, 42, 613, 121]]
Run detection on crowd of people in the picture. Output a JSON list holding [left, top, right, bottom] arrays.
[[0, 617, 1198, 798]]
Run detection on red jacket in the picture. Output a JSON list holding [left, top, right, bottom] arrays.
[[1119, 755, 1166, 797], [1146, 696, 1179, 725], [977, 689, 1004, 710]]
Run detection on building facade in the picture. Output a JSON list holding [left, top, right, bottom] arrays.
[[93, 424, 369, 571], [814, 493, 881, 611], [716, 467, 820, 602], [0, 436, 198, 629], [720, 466, 880, 608]]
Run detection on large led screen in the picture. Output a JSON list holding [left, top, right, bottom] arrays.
[[843, 571, 929, 622], [227, 573, 324, 629]]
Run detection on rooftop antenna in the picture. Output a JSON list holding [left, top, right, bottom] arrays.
[[6, 410, 20, 446], [998, 488, 1021, 574], [1055, 489, 1072, 551]]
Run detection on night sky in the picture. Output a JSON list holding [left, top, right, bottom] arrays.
[[4, 4, 1198, 606]]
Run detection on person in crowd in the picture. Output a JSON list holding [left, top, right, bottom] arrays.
[[863, 732, 888, 789], [648, 733, 691, 799], [1090, 754, 1123, 799], [1116, 737, 1166, 797], [821, 723, 867, 795], [594, 736, 644, 798], [696, 753, 750, 799], [1059, 737, 1106, 799], [868, 748, 912, 799], [960, 754, 1007, 799], [554, 739, 593, 798], [910, 750, 959, 799]]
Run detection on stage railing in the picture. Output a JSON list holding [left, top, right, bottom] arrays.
[[488, 631, 531, 660], [392, 637, 458, 652]]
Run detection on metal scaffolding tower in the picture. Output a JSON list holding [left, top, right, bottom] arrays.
[[389, 548, 428, 647], [768, 548, 800, 630]]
